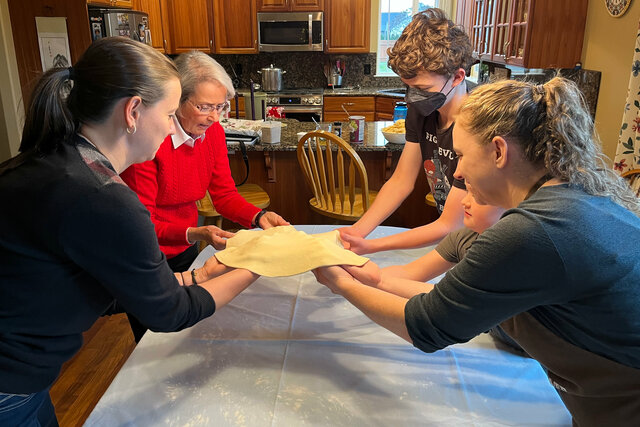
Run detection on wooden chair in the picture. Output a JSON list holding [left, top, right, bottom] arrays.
[[622, 168, 640, 197], [297, 130, 378, 222], [196, 183, 270, 250]]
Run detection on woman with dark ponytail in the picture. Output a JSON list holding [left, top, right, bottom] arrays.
[[0, 37, 258, 426], [314, 77, 640, 425]]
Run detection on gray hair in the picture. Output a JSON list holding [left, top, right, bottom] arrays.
[[174, 51, 235, 103]]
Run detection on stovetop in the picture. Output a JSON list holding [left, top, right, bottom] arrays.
[[265, 89, 323, 106], [264, 88, 324, 95]]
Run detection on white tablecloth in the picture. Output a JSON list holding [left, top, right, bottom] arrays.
[[86, 225, 570, 426]]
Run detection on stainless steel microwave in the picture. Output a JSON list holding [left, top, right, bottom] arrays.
[[257, 12, 323, 52]]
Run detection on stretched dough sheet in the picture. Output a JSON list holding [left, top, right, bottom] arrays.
[[214, 226, 368, 277]]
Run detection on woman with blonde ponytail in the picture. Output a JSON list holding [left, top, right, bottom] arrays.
[[313, 77, 640, 425]]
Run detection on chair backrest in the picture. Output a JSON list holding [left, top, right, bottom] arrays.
[[296, 130, 371, 216], [622, 169, 640, 197]]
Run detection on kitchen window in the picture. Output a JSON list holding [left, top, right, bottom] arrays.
[[376, 0, 453, 77]]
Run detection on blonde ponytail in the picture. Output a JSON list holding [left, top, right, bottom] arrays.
[[459, 77, 640, 215]]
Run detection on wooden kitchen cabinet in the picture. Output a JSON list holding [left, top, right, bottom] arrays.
[[212, 0, 258, 54], [324, 96, 375, 122], [133, 0, 166, 52], [158, 0, 214, 54], [257, 0, 323, 12], [375, 96, 399, 121], [461, 0, 588, 69], [87, 0, 133, 7], [324, 0, 370, 53]]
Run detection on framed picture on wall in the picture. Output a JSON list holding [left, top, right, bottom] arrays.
[[35, 17, 71, 71]]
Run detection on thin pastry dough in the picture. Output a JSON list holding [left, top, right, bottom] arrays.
[[214, 226, 368, 277]]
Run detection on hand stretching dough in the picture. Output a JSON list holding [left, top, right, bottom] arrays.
[[214, 226, 368, 277]]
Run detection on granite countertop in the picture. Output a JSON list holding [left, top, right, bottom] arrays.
[[323, 86, 406, 97], [227, 118, 406, 152]]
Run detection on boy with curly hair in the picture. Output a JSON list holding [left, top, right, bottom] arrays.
[[340, 8, 473, 255]]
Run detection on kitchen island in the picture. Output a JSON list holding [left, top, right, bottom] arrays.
[[222, 120, 436, 229]]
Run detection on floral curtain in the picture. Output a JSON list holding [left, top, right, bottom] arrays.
[[614, 21, 640, 173]]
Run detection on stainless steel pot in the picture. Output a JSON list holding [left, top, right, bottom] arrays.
[[258, 64, 285, 92]]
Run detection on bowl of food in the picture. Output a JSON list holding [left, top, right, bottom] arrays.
[[381, 119, 406, 144]]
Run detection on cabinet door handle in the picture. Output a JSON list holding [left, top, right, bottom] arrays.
[[163, 39, 167, 50], [210, 40, 213, 49], [343, 102, 355, 106]]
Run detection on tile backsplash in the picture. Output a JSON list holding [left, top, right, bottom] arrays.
[[209, 52, 403, 90]]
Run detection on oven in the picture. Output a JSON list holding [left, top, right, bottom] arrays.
[[266, 90, 323, 122]]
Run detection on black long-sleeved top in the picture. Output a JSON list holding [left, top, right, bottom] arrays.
[[0, 137, 215, 393]]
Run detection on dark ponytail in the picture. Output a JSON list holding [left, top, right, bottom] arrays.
[[19, 67, 75, 153], [6, 36, 178, 168]]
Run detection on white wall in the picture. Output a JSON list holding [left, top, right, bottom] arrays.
[[0, 0, 23, 162]]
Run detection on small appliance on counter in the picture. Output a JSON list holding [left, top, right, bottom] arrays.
[[88, 8, 151, 45]]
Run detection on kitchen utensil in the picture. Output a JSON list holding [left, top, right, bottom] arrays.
[[341, 103, 351, 117], [327, 74, 342, 88], [311, 116, 320, 129], [257, 64, 286, 92]]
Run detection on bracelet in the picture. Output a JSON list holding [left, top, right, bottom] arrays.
[[191, 269, 198, 285], [252, 209, 267, 229]]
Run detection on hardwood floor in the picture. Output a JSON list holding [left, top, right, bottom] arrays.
[[50, 314, 136, 427]]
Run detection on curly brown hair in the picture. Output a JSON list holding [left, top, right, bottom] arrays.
[[387, 8, 472, 79]]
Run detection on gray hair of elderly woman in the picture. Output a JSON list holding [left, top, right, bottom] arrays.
[[174, 51, 235, 103]]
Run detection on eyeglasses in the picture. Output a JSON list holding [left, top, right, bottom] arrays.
[[188, 99, 230, 115]]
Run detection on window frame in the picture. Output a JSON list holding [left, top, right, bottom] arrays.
[[377, 0, 454, 77]]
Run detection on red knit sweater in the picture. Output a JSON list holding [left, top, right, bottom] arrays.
[[120, 122, 260, 258]]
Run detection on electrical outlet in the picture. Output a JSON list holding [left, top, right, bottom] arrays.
[[364, 64, 371, 75]]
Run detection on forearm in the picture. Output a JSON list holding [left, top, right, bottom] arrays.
[[199, 269, 259, 309], [377, 276, 435, 299], [365, 221, 453, 253], [334, 277, 412, 342]]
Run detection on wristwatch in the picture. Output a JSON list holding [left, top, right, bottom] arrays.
[[252, 209, 267, 229]]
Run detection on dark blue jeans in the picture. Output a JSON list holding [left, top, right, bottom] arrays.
[[0, 389, 58, 427]]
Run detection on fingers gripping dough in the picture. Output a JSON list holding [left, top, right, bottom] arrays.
[[214, 226, 369, 277]]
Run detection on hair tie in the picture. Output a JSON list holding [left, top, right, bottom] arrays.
[[67, 66, 75, 80]]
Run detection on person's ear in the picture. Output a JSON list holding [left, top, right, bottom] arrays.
[[124, 96, 143, 130], [451, 68, 466, 88], [492, 136, 509, 169]]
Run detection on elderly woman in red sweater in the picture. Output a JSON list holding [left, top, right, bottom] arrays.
[[121, 51, 288, 274]]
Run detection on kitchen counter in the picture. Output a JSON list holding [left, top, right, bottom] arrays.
[[228, 119, 406, 152], [219, 118, 431, 229]]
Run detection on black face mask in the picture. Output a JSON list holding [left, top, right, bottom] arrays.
[[404, 79, 455, 117]]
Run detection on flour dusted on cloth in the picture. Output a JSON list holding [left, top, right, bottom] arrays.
[[214, 226, 368, 277]]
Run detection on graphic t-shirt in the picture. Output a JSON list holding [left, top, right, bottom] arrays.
[[405, 101, 466, 213]]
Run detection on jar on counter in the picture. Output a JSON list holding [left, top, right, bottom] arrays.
[[393, 102, 408, 122], [333, 121, 342, 137]]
